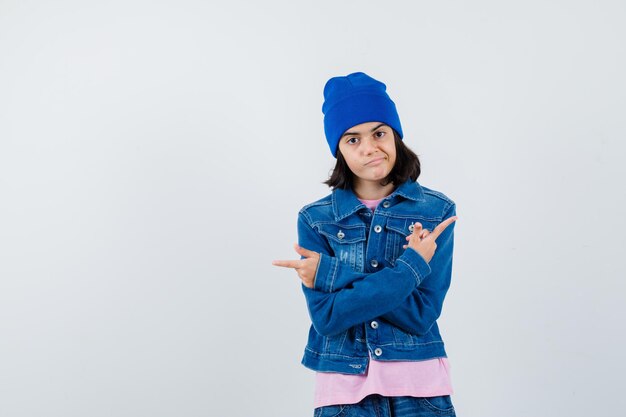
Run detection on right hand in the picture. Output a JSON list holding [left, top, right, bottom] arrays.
[[272, 244, 320, 289], [403, 216, 458, 263]]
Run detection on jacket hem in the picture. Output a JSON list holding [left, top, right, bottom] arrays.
[[302, 344, 447, 375]]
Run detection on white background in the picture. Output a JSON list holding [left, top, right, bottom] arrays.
[[1, 1, 625, 416]]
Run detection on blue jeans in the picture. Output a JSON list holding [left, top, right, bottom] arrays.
[[313, 394, 456, 417]]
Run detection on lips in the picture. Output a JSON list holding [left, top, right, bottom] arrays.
[[365, 156, 386, 166]]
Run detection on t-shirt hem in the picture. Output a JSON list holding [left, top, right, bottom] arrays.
[[313, 387, 454, 409]]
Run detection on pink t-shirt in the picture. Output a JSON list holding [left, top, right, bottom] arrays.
[[312, 196, 454, 408], [314, 354, 454, 408]]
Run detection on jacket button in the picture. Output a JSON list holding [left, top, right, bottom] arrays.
[[408, 223, 414, 232], [382, 201, 391, 208], [370, 259, 379, 268], [374, 348, 383, 356], [374, 225, 382, 233], [370, 321, 379, 329], [337, 230, 345, 240]]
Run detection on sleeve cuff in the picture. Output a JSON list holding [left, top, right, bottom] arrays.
[[313, 252, 337, 292], [396, 247, 432, 285]]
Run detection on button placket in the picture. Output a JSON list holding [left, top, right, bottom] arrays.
[[366, 212, 383, 270]]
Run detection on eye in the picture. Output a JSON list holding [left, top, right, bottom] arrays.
[[346, 137, 359, 144], [375, 130, 386, 138]]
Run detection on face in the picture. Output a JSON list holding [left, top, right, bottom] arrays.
[[337, 121, 397, 185]]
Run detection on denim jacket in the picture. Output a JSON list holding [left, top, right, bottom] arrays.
[[297, 179, 456, 375]]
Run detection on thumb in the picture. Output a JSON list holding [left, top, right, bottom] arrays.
[[294, 243, 318, 259]]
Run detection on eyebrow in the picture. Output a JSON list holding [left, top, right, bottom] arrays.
[[341, 123, 387, 138]]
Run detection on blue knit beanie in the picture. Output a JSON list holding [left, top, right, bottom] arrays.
[[322, 72, 403, 158]]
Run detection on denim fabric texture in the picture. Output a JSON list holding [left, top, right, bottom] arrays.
[[298, 180, 456, 374], [313, 394, 456, 417]]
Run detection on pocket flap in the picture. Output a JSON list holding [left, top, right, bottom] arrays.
[[385, 218, 411, 235], [318, 223, 366, 244], [386, 217, 437, 236]]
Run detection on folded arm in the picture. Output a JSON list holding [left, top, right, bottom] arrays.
[[298, 202, 456, 337], [297, 212, 432, 337]]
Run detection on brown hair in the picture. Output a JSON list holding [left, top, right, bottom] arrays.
[[323, 129, 421, 190]]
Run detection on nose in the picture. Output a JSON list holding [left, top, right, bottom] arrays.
[[361, 136, 377, 155]]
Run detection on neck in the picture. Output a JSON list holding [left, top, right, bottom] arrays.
[[353, 178, 395, 200]]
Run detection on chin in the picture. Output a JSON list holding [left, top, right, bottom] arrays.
[[368, 174, 390, 182], [373, 169, 393, 180]]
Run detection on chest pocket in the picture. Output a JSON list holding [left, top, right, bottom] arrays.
[[384, 217, 439, 265], [317, 223, 366, 272]]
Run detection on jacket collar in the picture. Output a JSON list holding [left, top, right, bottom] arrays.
[[331, 180, 425, 221]]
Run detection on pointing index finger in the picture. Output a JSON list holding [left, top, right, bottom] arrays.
[[429, 216, 458, 240], [272, 259, 302, 269]]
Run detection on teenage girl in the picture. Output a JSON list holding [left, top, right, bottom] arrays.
[[273, 72, 459, 417]]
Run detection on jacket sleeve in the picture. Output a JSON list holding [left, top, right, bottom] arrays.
[[297, 211, 432, 337], [379, 202, 457, 336]]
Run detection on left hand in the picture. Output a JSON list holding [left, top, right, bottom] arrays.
[[402, 216, 458, 263], [272, 244, 320, 288], [402, 228, 430, 249]]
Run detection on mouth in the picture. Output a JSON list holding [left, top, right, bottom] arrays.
[[365, 156, 386, 166]]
